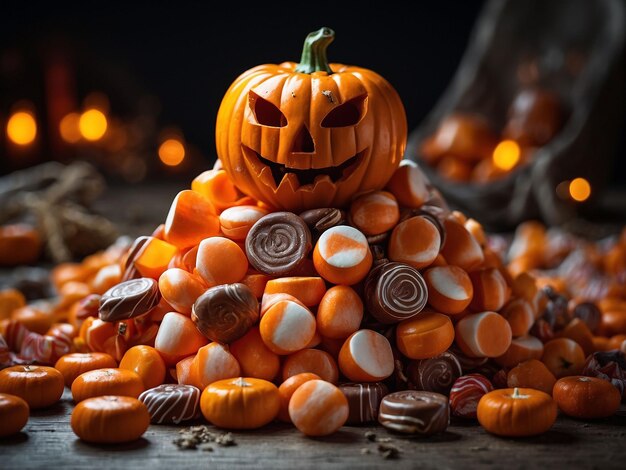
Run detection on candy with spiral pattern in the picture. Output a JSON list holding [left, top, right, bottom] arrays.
[[407, 350, 462, 395], [192, 283, 259, 344], [449, 373, 493, 419], [99, 278, 161, 322], [364, 262, 428, 324], [138, 384, 201, 424], [245, 212, 312, 275]]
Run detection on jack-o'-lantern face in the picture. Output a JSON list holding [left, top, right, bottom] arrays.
[[216, 27, 407, 211]]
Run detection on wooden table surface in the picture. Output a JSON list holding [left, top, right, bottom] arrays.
[[3, 181, 626, 469]]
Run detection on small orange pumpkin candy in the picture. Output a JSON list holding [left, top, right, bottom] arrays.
[[477, 387, 557, 437], [71, 368, 144, 403], [71, 395, 150, 444], [552, 376, 621, 419], [0, 365, 64, 409], [55, 352, 118, 388], [216, 27, 407, 212], [0, 393, 29, 437], [200, 377, 280, 430]]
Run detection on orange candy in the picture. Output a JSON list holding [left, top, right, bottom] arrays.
[[89, 264, 122, 295], [174, 356, 195, 385], [196, 237, 248, 286], [500, 298, 535, 337], [396, 311, 455, 359], [158, 268, 207, 315], [440, 218, 484, 271], [154, 312, 208, 365], [241, 273, 272, 299], [313, 226, 373, 285], [0, 365, 64, 409], [469, 268, 510, 312], [191, 169, 250, 211], [338, 330, 394, 382], [541, 338, 585, 379], [558, 318, 594, 356], [349, 191, 400, 236], [0, 288, 26, 320], [0, 224, 41, 267], [71, 368, 144, 403], [424, 266, 473, 315], [190, 342, 241, 389], [288, 379, 349, 436], [230, 327, 280, 381], [0, 393, 29, 437], [263, 277, 327, 307], [119, 345, 166, 390], [277, 372, 321, 422], [507, 359, 557, 395], [385, 160, 430, 208], [219, 205, 269, 240], [316, 285, 363, 340], [134, 238, 178, 280], [11, 305, 54, 335], [282, 349, 339, 384], [388, 216, 441, 270], [164, 190, 220, 249], [495, 335, 544, 368], [54, 352, 118, 387], [259, 297, 316, 355], [599, 310, 626, 336], [455, 311, 513, 358]]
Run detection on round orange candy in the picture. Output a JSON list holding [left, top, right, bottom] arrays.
[[0, 365, 64, 409], [71, 368, 144, 403], [154, 311, 208, 365], [469, 268, 510, 312], [424, 266, 473, 315], [277, 372, 321, 422], [282, 349, 338, 384], [501, 298, 535, 337], [495, 335, 544, 368], [338, 330, 394, 382], [0, 393, 29, 437], [55, 352, 118, 388], [0, 288, 26, 321], [396, 312, 455, 359], [541, 338, 585, 379], [388, 216, 441, 270], [190, 342, 241, 389], [263, 277, 327, 307], [385, 160, 430, 208], [349, 191, 400, 236], [289, 379, 349, 436], [196, 236, 248, 287], [119, 345, 166, 390], [313, 226, 373, 285], [455, 311, 513, 358], [507, 359, 556, 395], [259, 297, 316, 355], [316, 285, 363, 340], [230, 327, 280, 381], [440, 218, 484, 271], [158, 268, 207, 315], [219, 205, 269, 240], [552, 376, 621, 419], [71, 396, 150, 443]]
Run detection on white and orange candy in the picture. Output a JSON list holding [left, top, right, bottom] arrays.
[[219, 205, 269, 240], [440, 218, 484, 271], [455, 311, 513, 358], [388, 216, 441, 270], [196, 237, 248, 287], [190, 342, 241, 389], [349, 191, 400, 236], [259, 298, 316, 355], [501, 298, 535, 337], [469, 268, 510, 312], [313, 226, 372, 285], [154, 312, 208, 365], [263, 277, 327, 308], [158, 268, 207, 315], [385, 160, 430, 208], [282, 348, 339, 384], [316, 285, 363, 339], [164, 190, 220, 249], [338, 329, 394, 382], [424, 265, 473, 315], [288, 379, 349, 436]]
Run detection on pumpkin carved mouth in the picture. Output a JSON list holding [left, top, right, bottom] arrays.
[[242, 145, 365, 190]]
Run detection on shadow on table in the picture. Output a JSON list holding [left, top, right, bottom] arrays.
[[72, 437, 150, 453], [0, 432, 29, 445]]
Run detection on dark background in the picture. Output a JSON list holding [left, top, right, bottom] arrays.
[[1, 0, 624, 184]]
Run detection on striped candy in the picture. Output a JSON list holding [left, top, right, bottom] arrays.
[[449, 373, 493, 419]]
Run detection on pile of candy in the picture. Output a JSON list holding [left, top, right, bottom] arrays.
[[1, 160, 625, 443]]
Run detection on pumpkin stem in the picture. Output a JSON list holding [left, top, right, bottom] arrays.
[[511, 388, 530, 399], [295, 27, 335, 74], [232, 377, 252, 387]]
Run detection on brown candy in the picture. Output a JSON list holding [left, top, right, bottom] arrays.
[[406, 351, 462, 395], [378, 390, 449, 436], [121, 236, 151, 281], [572, 302, 602, 333], [191, 283, 259, 344], [138, 384, 201, 424], [299, 208, 345, 236], [245, 212, 312, 275], [99, 278, 161, 322], [338, 382, 388, 425]]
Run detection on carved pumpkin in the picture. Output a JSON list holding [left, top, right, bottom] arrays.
[[216, 27, 407, 211]]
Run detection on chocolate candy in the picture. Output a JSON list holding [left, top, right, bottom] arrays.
[[138, 384, 201, 424], [121, 236, 151, 281], [582, 350, 626, 399], [572, 302, 601, 333], [364, 262, 428, 324], [449, 373, 493, 419], [99, 278, 160, 322], [448, 344, 488, 372], [299, 208, 345, 236], [245, 212, 312, 275], [378, 390, 449, 436], [339, 382, 388, 425], [192, 283, 259, 344], [407, 351, 462, 395]]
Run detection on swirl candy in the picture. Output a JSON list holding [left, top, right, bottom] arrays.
[[449, 373, 494, 419], [338, 382, 389, 425], [378, 390, 449, 436], [192, 283, 259, 344], [364, 262, 428, 324], [20, 331, 72, 365], [138, 384, 201, 425], [99, 278, 161, 322], [245, 212, 312, 275], [407, 351, 462, 395], [299, 208, 346, 236]]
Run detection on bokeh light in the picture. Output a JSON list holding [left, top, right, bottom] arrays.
[[79, 109, 108, 141], [6, 111, 37, 145], [59, 113, 81, 143], [158, 138, 185, 166], [492, 140, 521, 171], [569, 177, 591, 202]]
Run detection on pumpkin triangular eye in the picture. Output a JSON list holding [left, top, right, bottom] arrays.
[[249, 92, 287, 127], [321, 94, 367, 128]]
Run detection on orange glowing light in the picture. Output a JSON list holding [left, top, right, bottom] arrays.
[[59, 113, 81, 143], [6, 111, 37, 145], [492, 140, 521, 171], [79, 109, 108, 141], [158, 139, 185, 166], [569, 177, 591, 202]]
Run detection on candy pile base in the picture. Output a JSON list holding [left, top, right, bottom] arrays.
[[1, 162, 625, 450]]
